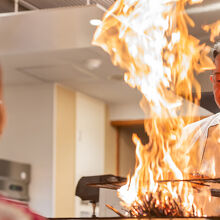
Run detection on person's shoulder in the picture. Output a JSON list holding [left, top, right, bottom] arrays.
[[184, 113, 220, 130], [0, 196, 46, 220]]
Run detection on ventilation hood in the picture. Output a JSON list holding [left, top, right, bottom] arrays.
[[0, 5, 104, 55]]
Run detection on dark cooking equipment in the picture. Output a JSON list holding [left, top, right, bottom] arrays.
[[75, 174, 126, 217]]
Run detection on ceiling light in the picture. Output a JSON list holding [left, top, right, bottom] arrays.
[[85, 58, 102, 70], [90, 19, 102, 26]]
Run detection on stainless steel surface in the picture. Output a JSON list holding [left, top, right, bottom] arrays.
[[19, 0, 114, 10], [0, 159, 30, 201], [0, 159, 30, 183], [0, 0, 115, 13]]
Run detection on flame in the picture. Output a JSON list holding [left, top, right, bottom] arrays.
[[93, 0, 215, 217], [203, 20, 220, 42]]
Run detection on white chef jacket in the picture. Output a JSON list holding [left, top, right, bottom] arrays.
[[178, 112, 220, 216], [177, 112, 220, 173]]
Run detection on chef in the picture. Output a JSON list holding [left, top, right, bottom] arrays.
[[178, 41, 220, 216]]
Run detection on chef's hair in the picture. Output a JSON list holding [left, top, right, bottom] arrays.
[[213, 41, 220, 59]]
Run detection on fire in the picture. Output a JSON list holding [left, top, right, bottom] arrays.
[[93, 0, 216, 217], [203, 20, 220, 42]]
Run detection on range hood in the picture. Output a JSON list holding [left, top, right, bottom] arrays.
[[0, 5, 104, 55]]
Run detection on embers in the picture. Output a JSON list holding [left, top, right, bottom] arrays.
[[128, 192, 199, 217]]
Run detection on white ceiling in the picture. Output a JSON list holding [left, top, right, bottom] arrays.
[[2, 47, 142, 104], [0, 1, 219, 104]]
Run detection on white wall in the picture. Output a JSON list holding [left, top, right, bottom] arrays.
[[0, 84, 107, 218], [108, 98, 213, 121], [75, 92, 106, 217], [0, 83, 55, 217], [108, 102, 144, 121], [104, 108, 117, 175]]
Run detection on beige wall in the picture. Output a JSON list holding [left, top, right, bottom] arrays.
[[54, 85, 76, 217]]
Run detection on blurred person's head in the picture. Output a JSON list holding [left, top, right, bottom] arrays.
[[210, 41, 220, 108], [0, 68, 6, 135]]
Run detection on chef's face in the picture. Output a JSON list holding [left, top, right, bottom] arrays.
[[210, 54, 220, 108]]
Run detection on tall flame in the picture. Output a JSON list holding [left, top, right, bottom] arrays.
[[93, 0, 215, 217]]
